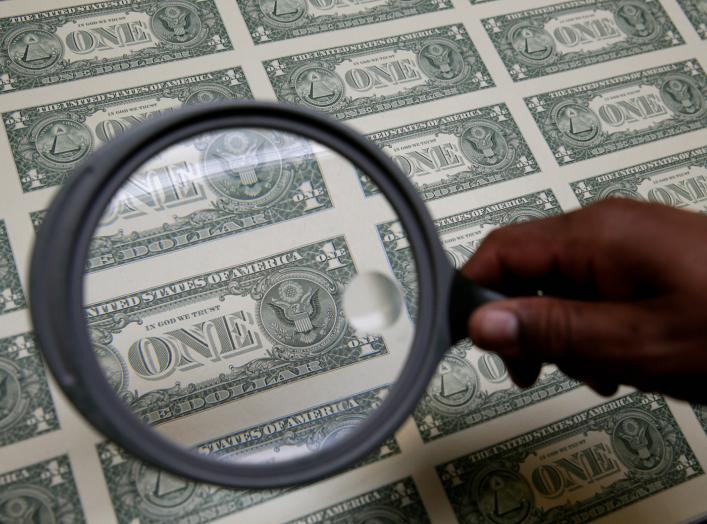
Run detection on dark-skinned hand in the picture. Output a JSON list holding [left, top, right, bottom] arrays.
[[464, 198, 707, 404]]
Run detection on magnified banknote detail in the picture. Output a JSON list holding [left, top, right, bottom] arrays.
[[237, 0, 452, 44], [0, 332, 58, 448], [0, 0, 231, 94], [484, 0, 683, 81], [572, 145, 707, 213], [266, 25, 493, 120], [84, 237, 386, 426], [439, 393, 704, 524], [527, 60, 707, 164], [3, 68, 252, 193]]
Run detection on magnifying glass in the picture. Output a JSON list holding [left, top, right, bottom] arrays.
[[30, 101, 503, 489]]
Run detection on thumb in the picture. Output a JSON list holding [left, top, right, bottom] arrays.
[[468, 297, 646, 366]]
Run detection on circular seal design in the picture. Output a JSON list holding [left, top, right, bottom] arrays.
[[611, 411, 668, 473], [0, 358, 28, 431], [6, 27, 63, 75], [0, 487, 56, 524], [427, 355, 478, 415], [258, 268, 345, 357], [660, 74, 705, 118], [552, 102, 602, 148], [150, 2, 204, 46], [259, 0, 308, 26], [202, 129, 291, 209], [33, 117, 92, 168], [418, 39, 466, 82], [133, 462, 197, 517], [353, 507, 408, 523], [293, 66, 344, 108], [184, 84, 236, 105], [508, 24, 556, 65], [460, 121, 512, 171], [477, 352, 508, 383], [93, 343, 128, 393], [474, 467, 534, 524], [614, 1, 659, 40]]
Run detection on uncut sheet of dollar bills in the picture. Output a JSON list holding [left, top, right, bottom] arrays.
[[0, 0, 707, 522]]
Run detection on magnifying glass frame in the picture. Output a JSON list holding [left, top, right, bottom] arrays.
[[30, 101, 464, 488]]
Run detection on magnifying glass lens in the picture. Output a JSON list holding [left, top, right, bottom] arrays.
[[82, 126, 418, 467]]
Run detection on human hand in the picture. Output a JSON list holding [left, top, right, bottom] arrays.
[[463, 199, 707, 404]]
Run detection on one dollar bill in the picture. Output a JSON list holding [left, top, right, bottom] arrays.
[[0, 220, 25, 317], [98, 387, 399, 524], [526, 60, 707, 165], [238, 0, 452, 44], [286, 477, 430, 524], [363, 104, 539, 202], [0, 0, 231, 93], [31, 126, 332, 273], [677, 0, 707, 39], [484, 0, 683, 81], [0, 332, 59, 448], [85, 236, 387, 426], [438, 393, 703, 523], [265, 24, 493, 120], [572, 145, 707, 212], [379, 191, 579, 441], [4, 67, 252, 193], [0, 455, 85, 522]]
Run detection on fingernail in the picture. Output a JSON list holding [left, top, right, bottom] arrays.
[[475, 308, 519, 347]]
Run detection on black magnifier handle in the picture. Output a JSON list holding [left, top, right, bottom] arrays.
[[449, 270, 507, 344]]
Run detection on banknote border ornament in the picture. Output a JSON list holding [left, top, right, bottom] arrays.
[[30, 100, 455, 488]]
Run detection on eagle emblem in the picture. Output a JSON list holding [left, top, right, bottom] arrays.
[[268, 281, 321, 343], [257, 268, 344, 355]]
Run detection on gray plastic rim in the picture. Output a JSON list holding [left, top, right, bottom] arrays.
[[30, 101, 457, 489]]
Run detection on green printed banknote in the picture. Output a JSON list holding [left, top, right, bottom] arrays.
[[526, 60, 707, 164], [363, 105, 539, 202], [693, 405, 707, 435], [237, 0, 452, 44], [286, 477, 429, 524], [438, 393, 703, 524], [29, 126, 332, 272], [0, 332, 58, 447], [0, 0, 231, 93], [265, 24, 493, 120], [0, 220, 25, 316], [4, 67, 252, 193], [98, 387, 399, 524], [483, 0, 683, 81], [378, 191, 578, 441], [677, 0, 707, 39], [572, 145, 707, 212], [0, 455, 85, 522], [85, 236, 387, 426]]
